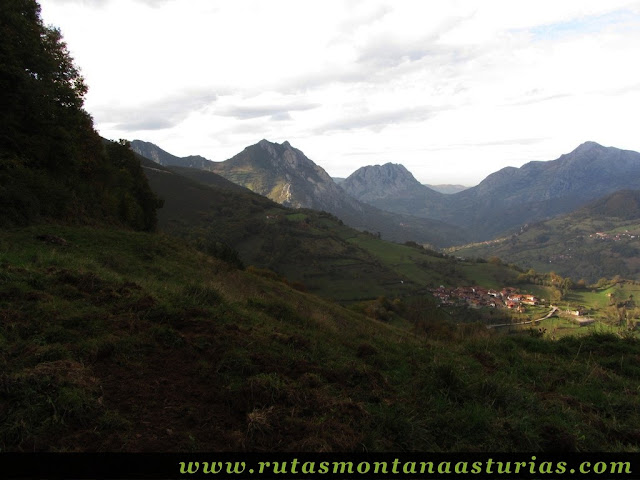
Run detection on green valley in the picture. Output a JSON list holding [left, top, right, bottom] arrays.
[[2, 0, 640, 455]]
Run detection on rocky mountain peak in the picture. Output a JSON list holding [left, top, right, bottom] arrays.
[[256, 139, 298, 162], [341, 162, 428, 201], [574, 141, 603, 152], [349, 162, 421, 185]]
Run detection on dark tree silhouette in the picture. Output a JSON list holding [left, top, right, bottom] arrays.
[[0, 0, 162, 230]]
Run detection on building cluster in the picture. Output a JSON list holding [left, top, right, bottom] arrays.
[[590, 231, 638, 241], [429, 285, 540, 311]]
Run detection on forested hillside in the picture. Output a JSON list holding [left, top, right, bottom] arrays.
[[0, 0, 161, 229]]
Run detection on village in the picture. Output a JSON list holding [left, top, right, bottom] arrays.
[[429, 285, 541, 312], [589, 231, 638, 241]]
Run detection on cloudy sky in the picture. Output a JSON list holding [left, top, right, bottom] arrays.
[[39, 0, 640, 185]]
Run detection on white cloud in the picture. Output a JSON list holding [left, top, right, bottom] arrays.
[[38, 0, 640, 184]]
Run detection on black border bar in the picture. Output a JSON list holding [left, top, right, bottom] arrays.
[[1, 452, 639, 479]]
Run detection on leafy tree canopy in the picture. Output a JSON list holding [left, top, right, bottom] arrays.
[[0, 0, 161, 230]]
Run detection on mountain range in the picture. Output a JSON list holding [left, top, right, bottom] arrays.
[[135, 139, 640, 246], [341, 141, 640, 241], [129, 136, 640, 296], [132, 139, 469, 247]]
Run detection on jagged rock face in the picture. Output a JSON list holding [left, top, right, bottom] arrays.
[[341, 163, 428, 202], [206, 140, 406, 227], [212, 139, 361, 212]]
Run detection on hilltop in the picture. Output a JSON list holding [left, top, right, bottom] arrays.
[[341, 163, 444, 219], [341, 163, 437, 203]]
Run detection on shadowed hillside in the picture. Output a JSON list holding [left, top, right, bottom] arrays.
[[140, 156, 491, 302]]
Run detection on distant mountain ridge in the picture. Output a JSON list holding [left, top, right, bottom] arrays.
[[131, 140, 215, 170], [343, 141, 640, 241], [341, 163, 439, 203], [341, 163, 445, 219], [134, 139, 469, 246], [443, 141, 640, 238]]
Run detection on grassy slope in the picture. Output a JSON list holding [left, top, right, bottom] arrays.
[[2, 225, 640, 452], [143, 162, 518, 303], [144, 161, 405, 302]]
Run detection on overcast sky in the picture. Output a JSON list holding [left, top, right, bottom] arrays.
[[39, 0, 640, 185]]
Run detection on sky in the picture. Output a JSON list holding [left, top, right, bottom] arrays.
[[39, 0, 640, 186]]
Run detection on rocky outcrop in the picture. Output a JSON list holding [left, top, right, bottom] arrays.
[[341, 163, 429, 202]]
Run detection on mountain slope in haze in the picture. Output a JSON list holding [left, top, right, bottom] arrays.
[[451, 189, 640, 283], [341, 163, 445, 217], [344, 142, 640, 242], [341, 163, 428, 202], [443, 142, 640, 238], [426, 184, 469, 194], [137, 139, 469, 246], [132, 139, 215, 169]]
